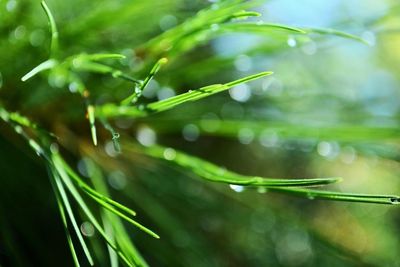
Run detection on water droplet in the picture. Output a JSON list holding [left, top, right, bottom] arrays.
[[390, 197, 400, 204], [340, 146, 357, 164], [229, 84, 251, 102], [119, 48, 134, 66], [317, 141, 331, 156], [234, 54, 252, 72], [68, 82, 79, 93], [287, 36, 297, 47], [317, 141, 340, 159], [229, 184, 244, 193], [0, 109, 8, 121], [48, 73, 66, 88], [159, 14, 178, 31], [157, 87, 175, 100], [136, 126, 156, 146], [210, 24, 219, 31], [108, 170, 127, 190], [80, 222, 95, 237], [77, 158, 90, 177], [195, 34, 206, 42], [142, 80, 159, 99], [50, 143, 59, 153], [72, 58, 81, 68], [134, 84, 142, 94], [13, 25, 26, 40], [362, 31, 376, 46], [104, 141, 118, 157], [115, 118, 134, 129], [254, 177, 264, 183], [259, 130, 279, 147], [257, 187, 268, 193], [163, 148, 176, 160], [211, 3, 219, 10], [117, 106, 128, 114], [29, 29, 45, 47], [14, 125, 22, 134], [200, 113, 220, 132], [28, 139, 43, 156], [238, 128, 254, 144], [111, 70, 122, 78], [182, 124, 200, 142], [262, 77, 283, 96], [298, 140, 315, 152], [112, 132, 120, 139], [217, 167, 226, 176], [111, 133, 121, 152], [6, 0, 17, 12], [301, 41, 317, 55], [275, 228, 312, 264]]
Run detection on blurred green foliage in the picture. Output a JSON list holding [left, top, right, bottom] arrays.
[[1, 0, 400, 266]]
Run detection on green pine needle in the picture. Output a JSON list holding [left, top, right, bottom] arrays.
[[21, 59, 57, 82], [121, 57, 168, 105], [50, 173, 81, 267], [220, 22, 307, 34], [41, 0, 59, 57], [99, 71, 273, 118], [51, 169, 94, 266], [305, 27, 370, 45], [136, 144, 342, 187], [270, 187, 400, 205], [87, 105, 97, 146], [132, 143, 400, 204], [148, 120, 400, 142]]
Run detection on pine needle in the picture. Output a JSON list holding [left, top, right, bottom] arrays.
[[99, 71, 273, 118]]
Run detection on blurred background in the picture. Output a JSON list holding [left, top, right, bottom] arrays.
[[1, 0, 400, 266]]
